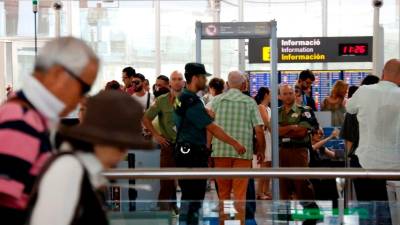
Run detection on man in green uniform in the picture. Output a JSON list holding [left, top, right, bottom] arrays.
[[174, 63, 246, 225], [143, 70, 184, 213], [278, 84, 315, 201]]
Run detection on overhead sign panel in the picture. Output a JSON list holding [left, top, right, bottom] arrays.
[[199, 22, 272, 39], [248, 36, 372, 63]]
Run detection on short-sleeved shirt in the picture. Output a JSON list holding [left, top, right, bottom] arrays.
[[278, 104, 312, 146], [346, 81, 400, 169], [174, 89, 213, 146], [210, 89, 263, 160], [144, 93, 176, 142]]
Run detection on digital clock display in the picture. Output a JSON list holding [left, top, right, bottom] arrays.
[[339, 43, 368, 56]]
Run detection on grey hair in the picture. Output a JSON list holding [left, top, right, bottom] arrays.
[[228, 70, 246, 87], [35, 37, 99, 76]]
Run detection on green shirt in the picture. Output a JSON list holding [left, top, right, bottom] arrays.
[[278, 104, 312, 146], [211, 89, 263, 160], [145, 93, 176, 142], [174, 89, 213, 146]]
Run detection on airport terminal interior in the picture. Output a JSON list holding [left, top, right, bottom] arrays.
[[1, 0, 400, 225]]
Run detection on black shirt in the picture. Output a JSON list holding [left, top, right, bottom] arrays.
[[302, 90, 317, 111], [340, 113, 359, 153]]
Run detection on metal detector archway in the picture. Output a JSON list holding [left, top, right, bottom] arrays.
[[195, 21, 280, 200]]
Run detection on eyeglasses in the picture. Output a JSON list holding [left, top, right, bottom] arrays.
[[61, 65, 91, 95]]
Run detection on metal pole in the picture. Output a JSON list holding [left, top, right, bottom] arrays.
[[269, 20, 279, 201], [238, 0, 245, 71], [155, 0, 161, 76], [103, 168, 400, 180], [195, 21, 202, 63], [33, 0, 38, 57], [55, 9, 61, 37], [372, 1, 382, 76], [34, 12, 37, 57], [322, 0, 328, 70], [212, 0, 221, 77]]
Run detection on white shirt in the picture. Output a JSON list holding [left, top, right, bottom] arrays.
[[30, 152, 106, 225], [346, 81, 400, 169], [132, 92, 154, 110]]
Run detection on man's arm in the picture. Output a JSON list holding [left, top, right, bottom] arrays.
[[143, 100, 169, 147], [142, 116, 169, 147], [279, 125, 295, 137], [287, 126, 308, 138], [207, 123, 246, 155]]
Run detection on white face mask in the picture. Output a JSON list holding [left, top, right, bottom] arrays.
[[22, 74, 66, 124]]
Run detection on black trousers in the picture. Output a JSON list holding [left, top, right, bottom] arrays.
[[175, 145, 208, 225], [351, 155, 392, 225], [0, 207, 27, 225]]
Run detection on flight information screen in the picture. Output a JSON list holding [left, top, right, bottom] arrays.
[[279, 71, 300, 86], [313, 70, 342, 111], [343, 70, 371, 86], [248, 71, 271, 97]]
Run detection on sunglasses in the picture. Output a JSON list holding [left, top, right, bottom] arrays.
[[61, 65, 91, 95]]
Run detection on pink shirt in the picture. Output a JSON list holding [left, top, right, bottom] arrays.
[[0, 100, 51, 210]]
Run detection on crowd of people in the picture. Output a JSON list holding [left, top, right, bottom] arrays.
[[1, 36, 400, 225]]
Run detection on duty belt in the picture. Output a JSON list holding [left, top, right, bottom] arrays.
[[279, 137, 309, 148]]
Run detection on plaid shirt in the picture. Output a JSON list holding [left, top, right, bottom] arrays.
[[211, 89, 263, 160]]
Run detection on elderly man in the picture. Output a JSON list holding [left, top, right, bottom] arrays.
[[0, 37, 99, 225], [210, 71, 265, 225], [143, 70, 184, 213], [347, 59, 400, 225]]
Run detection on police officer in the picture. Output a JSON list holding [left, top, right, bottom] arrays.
[[174, 63, 246, 225], [278, 84, 316, 201]]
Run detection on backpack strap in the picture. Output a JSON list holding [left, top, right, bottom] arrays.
[[146, 92, 151, 109]]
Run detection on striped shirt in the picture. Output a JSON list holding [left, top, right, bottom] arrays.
[[0, 92, 52, 210], [211, 89, 263, 160]]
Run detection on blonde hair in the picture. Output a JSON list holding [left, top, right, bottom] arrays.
[[331, 80, 349, 99]]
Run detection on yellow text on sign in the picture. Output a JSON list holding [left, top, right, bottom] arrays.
[[262, 46, 271, 62]]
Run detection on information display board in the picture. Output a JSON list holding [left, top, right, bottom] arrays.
[[343, 70, 371, 86], [249, 69, 371, 110], [248, 71, 271, 97], [249, 36, 373, 63], [279, 71, 299, 86]]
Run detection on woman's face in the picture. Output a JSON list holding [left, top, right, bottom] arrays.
[[94, 145, 128, 169], [264, 92, 271, 103]]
